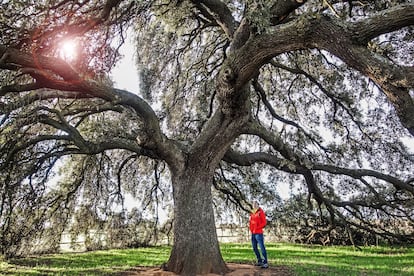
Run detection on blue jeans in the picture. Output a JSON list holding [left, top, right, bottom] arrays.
[[251, 233, 267, 264]]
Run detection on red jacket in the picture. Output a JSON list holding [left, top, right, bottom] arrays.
[[249, 207, 267, 234]]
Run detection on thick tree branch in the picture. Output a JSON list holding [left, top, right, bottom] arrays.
[[1, 118, 160, 174], [223, 145, 414, 195], [222, 148, 334, 216], [242, 118, 305, 164], [0, 44, 186, 171], [193, 0, 236, 39], [229, 18, 251, 52], [234, 4, 414, 87], [349, 4, 414, 44], [270, 0, 307, 25], [314, 22, 414, 135], [0, 90, 91, 114], [222, 145, 413, 233], [223, 149, 292, 170], [313, 163, 414, 195], [224, 3, 414, 136], [0, 45, 81, 82], [0, 83, 42, 96]]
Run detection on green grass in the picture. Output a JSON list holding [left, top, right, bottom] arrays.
[[221, 243, 414, 276], [0, 247, 170, 275], [1, 243, 413, 275]]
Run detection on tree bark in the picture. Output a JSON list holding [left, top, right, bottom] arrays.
[[166, 169, 228, 275]]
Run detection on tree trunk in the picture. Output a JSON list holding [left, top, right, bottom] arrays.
[[166, 170, 228, 275]]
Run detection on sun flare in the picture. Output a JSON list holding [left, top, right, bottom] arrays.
[[60, 39, 78, 61]]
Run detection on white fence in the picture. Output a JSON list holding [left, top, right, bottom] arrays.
[[59, 225, 281, 252]]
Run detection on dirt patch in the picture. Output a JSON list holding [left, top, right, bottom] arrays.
[[118, 263, 293, 276]]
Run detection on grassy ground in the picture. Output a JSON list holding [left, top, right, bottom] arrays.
[[221, 243, 414, 276], [1, 243, 413, 275]]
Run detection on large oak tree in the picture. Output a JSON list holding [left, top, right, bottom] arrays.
[[1, 0, 413, 275]]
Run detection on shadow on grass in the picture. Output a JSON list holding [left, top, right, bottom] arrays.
[[4, 247, 170, 275]]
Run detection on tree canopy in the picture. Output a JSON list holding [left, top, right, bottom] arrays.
[[1, 0, 414, 274]]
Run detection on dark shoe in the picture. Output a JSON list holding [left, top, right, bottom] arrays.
[[261, 263, 269, 269], [254, 261, 263, 266]]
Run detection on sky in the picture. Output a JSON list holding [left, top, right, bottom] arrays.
[[110, 39, 141, 95]]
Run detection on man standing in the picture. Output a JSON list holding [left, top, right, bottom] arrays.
[[249, 201, 268, 268]]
